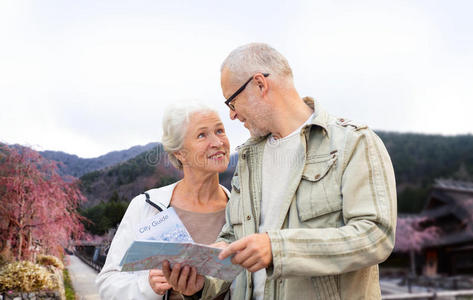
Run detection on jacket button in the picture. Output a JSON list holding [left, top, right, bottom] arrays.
[[314, 174, 320, 180], [247, 215, 251, 221]]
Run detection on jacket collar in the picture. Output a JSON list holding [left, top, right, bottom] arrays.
[[236, 96, 329, 151], [145, 180, 231, 211], [303, 96, 329, 137]]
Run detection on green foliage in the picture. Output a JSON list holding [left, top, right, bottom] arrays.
[[79, 145, 181, 210], [63, 269, 75, 300], [0, 261, 58, 292], [397, 186, 431, 213], [79, 196, 129, 235], [80, 170, 102, 186], [106, 151, 156, 186], [378, 132, 473, 184], [377, 132, 473, 213]]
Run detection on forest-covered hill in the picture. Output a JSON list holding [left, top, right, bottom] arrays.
[[378, 132, 473, 212], [39, 142, 158, 177], [78, 142, 237, 208], [77, 131, 473, 213]]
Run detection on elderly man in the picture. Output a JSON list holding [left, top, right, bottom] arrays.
[[163, 43, 397, 300]]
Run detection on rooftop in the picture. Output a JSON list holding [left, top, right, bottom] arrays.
[[434, 179, 473, 194]]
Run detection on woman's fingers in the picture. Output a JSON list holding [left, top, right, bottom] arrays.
[[149, 269, 172, 295], [161, 261, 205, 296]]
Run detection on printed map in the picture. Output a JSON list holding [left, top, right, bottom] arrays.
[[120, 240, 243, 282], [135, 207, 193, 242]]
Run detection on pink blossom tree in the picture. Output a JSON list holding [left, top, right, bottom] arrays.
[[0, 145, 87, 261], [395, 216, 441, 275]]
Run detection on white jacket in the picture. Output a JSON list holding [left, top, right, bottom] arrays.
[[96, 182, 230, 300]]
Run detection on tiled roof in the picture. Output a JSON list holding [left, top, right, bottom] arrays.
[[434, 179, 473, 193]]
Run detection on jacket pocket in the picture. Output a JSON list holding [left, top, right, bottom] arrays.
[[296, 153, 342, 225], [228, 176, 243, 238]]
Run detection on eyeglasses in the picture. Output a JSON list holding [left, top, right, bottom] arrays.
[[224, 73, 270, 111]]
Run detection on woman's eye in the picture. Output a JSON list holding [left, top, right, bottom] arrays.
[[216, 129, 224, 135], [197, 133, 205, 138]]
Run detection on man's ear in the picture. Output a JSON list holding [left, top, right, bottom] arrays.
[[254, 73, 269, 95]]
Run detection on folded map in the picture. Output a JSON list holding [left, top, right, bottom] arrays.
[[119, 240, 243, 282]]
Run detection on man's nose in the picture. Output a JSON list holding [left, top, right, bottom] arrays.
[[229, 109, 237, 120]]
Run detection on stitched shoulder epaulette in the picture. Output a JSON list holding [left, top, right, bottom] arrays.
[[336, 118, 368, 131]]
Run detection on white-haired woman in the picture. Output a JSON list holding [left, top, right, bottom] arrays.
[[96, 102, 231, 300]]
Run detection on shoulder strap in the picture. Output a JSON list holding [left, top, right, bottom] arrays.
[[143, 192, 170, 300], [144, 192, 166, 212]]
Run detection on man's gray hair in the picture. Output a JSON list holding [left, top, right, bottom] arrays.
[[221, 43, 293, 83], [162, 101, 217, 170]]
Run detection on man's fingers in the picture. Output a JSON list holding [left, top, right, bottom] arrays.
[[247, 261, 265, 273], [219, 239, 247, 260], [232, 248, 259, 267]]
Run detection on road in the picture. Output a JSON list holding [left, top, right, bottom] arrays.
[[66, 254, 100, 300]]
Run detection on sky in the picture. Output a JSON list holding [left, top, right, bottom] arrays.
[[1, 0, 472, 158]]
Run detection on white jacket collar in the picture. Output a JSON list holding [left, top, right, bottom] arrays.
[[145, 180, 231, 211]]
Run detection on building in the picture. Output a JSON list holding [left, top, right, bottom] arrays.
[[419, 179, 473, 276]]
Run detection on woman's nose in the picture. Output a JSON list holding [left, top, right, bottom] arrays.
[[210, 134, 224, 147]]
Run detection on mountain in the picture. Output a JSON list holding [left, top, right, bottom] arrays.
[[78, 131, 473, 213], [78, 142, 237, 207], [39, 143, 159, 177]]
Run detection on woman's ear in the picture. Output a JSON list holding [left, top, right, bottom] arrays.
[[174, 150, 187, 165], [174, 150, 184, 163]]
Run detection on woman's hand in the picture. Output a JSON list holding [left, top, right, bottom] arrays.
[[162, 260, 205, 296], [210, 241, 228, 249], [149, 269, 172, 296]]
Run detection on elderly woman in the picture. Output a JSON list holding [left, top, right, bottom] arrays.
[[96, 102, 231, 300]]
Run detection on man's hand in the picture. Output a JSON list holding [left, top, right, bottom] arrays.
[[148, 269, 172, 296], [218, 233, 272, 273], [162, 260, 205, 296]]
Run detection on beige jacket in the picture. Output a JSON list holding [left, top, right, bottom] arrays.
[[197, 98, 397, 300]]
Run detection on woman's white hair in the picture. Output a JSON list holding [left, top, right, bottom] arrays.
[[221, 43, 293, 83], [162, 101, 218, 170]]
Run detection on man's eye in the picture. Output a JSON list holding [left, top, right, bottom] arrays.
[[216, 129, 224, 135], [197, 133, 205, 138]]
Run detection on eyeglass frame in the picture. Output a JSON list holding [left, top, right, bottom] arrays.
[[224, 73, 270, 111]]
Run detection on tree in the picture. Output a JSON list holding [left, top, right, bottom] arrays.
[[0, 145, 86, 261], [79, 200, 128, 235], [395, 216, 441, 275]]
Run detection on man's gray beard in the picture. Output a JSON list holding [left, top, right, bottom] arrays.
[[249, 125, 270, 138], [246, 93, 272, 137]]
